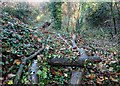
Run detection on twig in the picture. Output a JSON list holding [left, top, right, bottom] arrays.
[[27, 44, 44, 60], [57, 33, 71, 47]]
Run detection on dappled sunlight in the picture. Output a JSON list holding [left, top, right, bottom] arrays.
[[36, 14, 44, 21]]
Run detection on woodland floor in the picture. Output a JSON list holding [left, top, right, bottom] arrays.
[[1, 13, 120, 85]]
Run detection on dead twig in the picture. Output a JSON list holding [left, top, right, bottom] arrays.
[[57, 33, 71, 47]]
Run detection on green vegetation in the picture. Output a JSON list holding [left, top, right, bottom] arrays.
[[1, 1, 120, 85], [49, 2, 62, 30]]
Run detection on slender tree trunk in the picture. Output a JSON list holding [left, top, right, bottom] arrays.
[[76, 19, 80, 33], [114, 2, 120, 32], [75, 3, 81, 33], [114, 2, 120, 15], [110, 1, 117, 34], [66, 2, 71, 32]]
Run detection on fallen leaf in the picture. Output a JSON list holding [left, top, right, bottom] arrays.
[[85, 74, 95, 80], [46, 45, 50, 50], [109, 67, 113, 72], [64, 73, 68, 77], [60, 48, 66, 51], [89, 74, 95, 80], [51, 69, 56, 75], [110, 76, 118, 82], [97, 62, 103, 69], [8, 74, 16, 78], [0, 77, 4, 80], [110, 61, 117, 64], [113, 52, 117, 55], [37, 55, 42, 60], [33, 35, 38, 40], [28, 63, 31, 67], [57, 70, 63, 76], [97, 78, 102, 84], [14, 59, 21, 65], [37, 38, 41, 42], [8, 80, 13, 85], [6, 50, 10, 53], [105, 77, 108, 80]]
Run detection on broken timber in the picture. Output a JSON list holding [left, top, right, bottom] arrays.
[[70, 71, 83, 84], [48, 34, 102, 85], [14, 44, 44, 84], [48, 38, 101, 67], [48, 50, 101, 67], [28, 60, 39, 84]]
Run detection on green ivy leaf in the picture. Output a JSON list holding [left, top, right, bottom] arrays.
[[42, 72, 47, 79], [0, 62, 4, 65], [37, 70, 42, 75]]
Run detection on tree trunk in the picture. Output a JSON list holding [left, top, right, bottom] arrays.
[[76, 19, 80, 33], [114, 2, 120, 15], [66, 2, 71, 32], [48, 55, 101, 67], [110, 1, 117, 34]]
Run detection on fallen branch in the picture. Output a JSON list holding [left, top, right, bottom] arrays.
[[70, 70, 83, 85], [49, 48, 101, 67], [48, 55, 101, 67], [49, 34, 101, 66], [28, 60, 39, 84], [57, 33, 71, 47], [71, 34, 101, 61], [27, 44, 44, 60], [14, 44, 44, 84], [48, 33, 102, 84]]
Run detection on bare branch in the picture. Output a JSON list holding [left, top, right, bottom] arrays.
[[14, 44, 44, 84]]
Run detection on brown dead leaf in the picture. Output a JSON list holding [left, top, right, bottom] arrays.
[[37, 38, 41, 42], [45, 45, 50, 50], [51, 69, 56, 75], [85, 74, 95, 79], [97, 78, 103, 84], [13, 59, 21, 65], [97, 62, 103, 69], [57, 70, 63, 76], [6, 50, 10, 53], [89, 74, 95, 80], [110, 76, 118, 82]]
